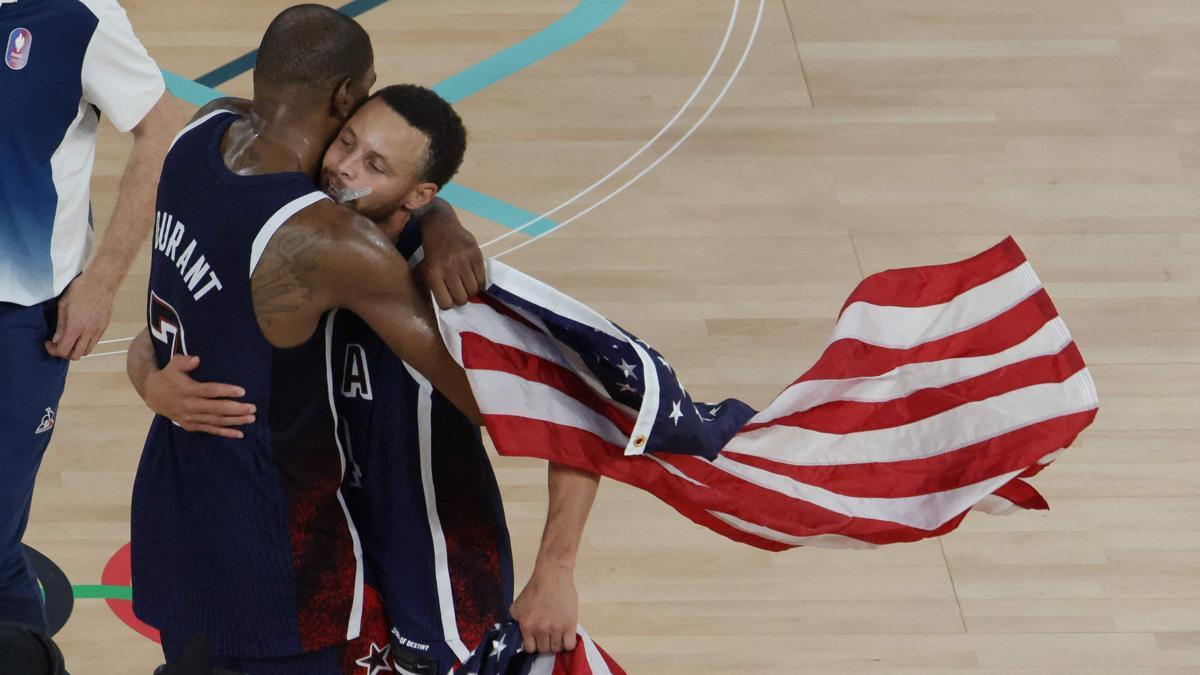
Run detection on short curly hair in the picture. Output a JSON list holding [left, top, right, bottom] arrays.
[[370, 85, 467, 189]]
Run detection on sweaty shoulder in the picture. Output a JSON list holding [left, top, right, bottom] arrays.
[[286, 201, 415, 312], [289, 200, 399, 268], [251, 201, 398, 346], [290, 199, 387, 243]]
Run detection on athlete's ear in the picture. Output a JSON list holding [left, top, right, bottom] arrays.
[[332, 77, 357, 121], [404, 183, 438, 212]]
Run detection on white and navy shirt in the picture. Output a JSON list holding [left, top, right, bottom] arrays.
[[0, 0, 164, 306]]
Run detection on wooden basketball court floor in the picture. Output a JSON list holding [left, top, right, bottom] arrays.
[[31, 0, 1200, 672]]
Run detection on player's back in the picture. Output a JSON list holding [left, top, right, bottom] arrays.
[[131, 110, 364, 659]]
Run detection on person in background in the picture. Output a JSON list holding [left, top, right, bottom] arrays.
[[0, 0, 183, 631]]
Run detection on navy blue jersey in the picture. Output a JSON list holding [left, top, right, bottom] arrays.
[[131, 110, 367, 658], [334, 223, 514, 672]]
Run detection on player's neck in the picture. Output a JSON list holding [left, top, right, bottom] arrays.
[[249, 101, 338, 177]]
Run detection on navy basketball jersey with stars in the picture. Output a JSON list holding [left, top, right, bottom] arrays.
[[131, 109, 372, 659], [333, 222, 515, 674]]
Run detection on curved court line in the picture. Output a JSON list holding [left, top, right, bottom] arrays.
[[159, 0, 630, 234], [86, 1, 746, 357], [432, 0, 625, 104], [482, 0, 741, 250], [492, 0, 766, 259]]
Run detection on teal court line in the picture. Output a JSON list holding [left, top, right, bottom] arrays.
[[159, 0, 626, 236], [432, 0, 625, 105], [439, 183, 556, 236]]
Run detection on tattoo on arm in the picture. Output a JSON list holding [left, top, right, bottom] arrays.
[[251, 226, 327, 319]]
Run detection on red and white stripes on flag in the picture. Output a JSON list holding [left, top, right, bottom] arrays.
[[435, 238, 1099, 550], [529, 627, 624, 675]]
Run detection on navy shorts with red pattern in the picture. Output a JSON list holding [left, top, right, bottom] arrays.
[[161, 585, 396, 675]]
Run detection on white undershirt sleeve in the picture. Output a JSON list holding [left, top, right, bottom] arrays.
[[80, 0, 165, 133]]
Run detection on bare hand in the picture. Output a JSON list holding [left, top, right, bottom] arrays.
[[417, 218, 485, 309], [44, 273, 116, 360], [510, 566, 579, 654], [145, 354, 255, 439]]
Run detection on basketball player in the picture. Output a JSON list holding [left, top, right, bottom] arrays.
[[320, 85, 599, 671], [129, 83, 602, 672], [127, 5, 483, 674]]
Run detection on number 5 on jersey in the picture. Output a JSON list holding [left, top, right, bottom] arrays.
[[149, 290, 189, 356]]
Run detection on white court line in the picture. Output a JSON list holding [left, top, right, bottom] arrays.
[[82, 337, 133, 358], [84, 349, 129, 359], [481, 0, 743, 249], [493, 0, 767, 259]]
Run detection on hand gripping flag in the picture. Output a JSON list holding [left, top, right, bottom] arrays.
[[435, 238, 1099, 550], [454, 622, 625, 675]]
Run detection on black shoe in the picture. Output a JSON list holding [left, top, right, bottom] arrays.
[[0, 621, 67, 675]]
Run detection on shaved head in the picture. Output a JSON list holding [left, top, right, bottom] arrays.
[[254, 4, 373, 92]]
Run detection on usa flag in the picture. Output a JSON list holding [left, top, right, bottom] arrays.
[[436, 238, 1099, 550], [455, 622, 625, 675]]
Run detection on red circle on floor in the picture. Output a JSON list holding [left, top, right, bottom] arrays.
[[101, 542, 161, 643]]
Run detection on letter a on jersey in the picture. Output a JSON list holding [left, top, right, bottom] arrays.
[[341, 344, 373, 400]]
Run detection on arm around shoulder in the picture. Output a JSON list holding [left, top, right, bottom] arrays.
[[319, 210, 484, 424]]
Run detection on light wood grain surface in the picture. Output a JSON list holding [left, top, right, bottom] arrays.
[[31, 1, 1199, 672]]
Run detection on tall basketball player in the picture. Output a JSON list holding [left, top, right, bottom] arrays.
[[128, 5, 482, 674]]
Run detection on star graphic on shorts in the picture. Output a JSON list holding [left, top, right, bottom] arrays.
[[355, 642, 393, 675]]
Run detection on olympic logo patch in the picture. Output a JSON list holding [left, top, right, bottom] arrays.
[[6, 27, 31, 71]]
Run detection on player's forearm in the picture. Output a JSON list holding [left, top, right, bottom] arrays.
[[359, 288, 483, 424], [126, 329, 156, 401], [534, 462, 600, 572], [87, 94, 182, 291], [436, 368, 483, 425], [328, 212, 485, 423]]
